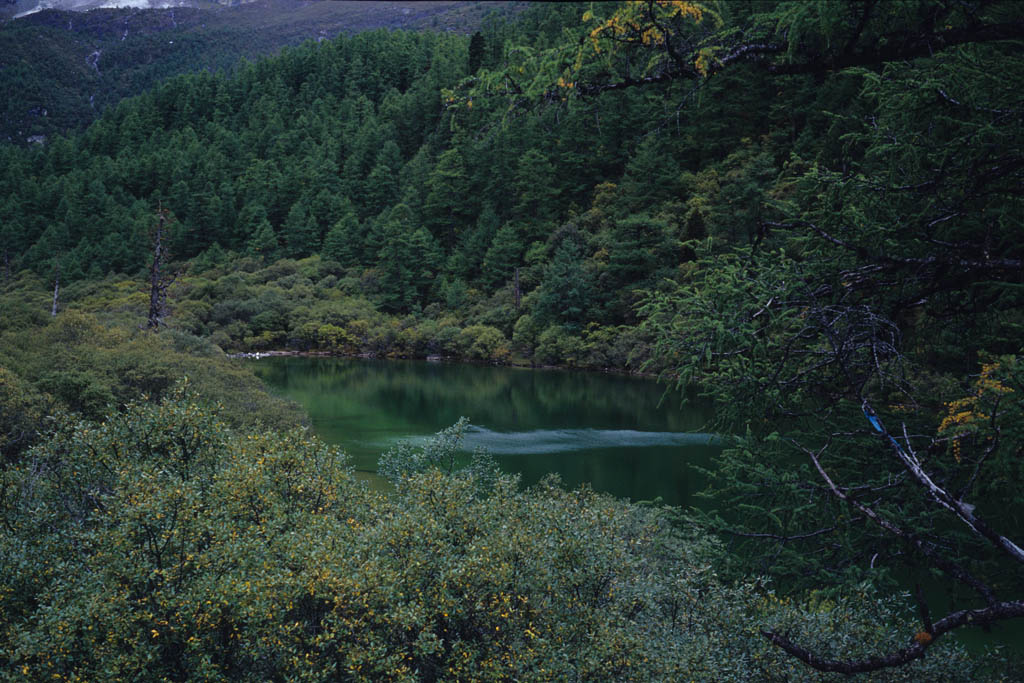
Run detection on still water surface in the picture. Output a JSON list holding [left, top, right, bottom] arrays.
[[251, 357, 719, 507]]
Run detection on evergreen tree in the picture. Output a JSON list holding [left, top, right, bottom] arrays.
[[322, 202, 362, 267], [512, 149, 559, 231], [424, 148, 472, 249], [376, 226, 415, 313], [449, 202, 500, 282], [600, 215, 673, 322], [282, 201, 320, 259], [364, 140, 403, 218], [247, 217, 279, 261], [308, 188, 349, 243], [397, 145, 433, 218], [468, 31, 486, 74], [618, 137, 681, 212], [481, 223, 524, 290], [408, 227, 444, 303], [533, 237, 594, 331]]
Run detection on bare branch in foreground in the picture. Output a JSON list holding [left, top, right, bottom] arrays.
[[762, 600, 1024, 674]]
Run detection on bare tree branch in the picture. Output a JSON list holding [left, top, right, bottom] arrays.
[[763, 600, 1024, 674], [864, 400, 1024, 565], [795, 439, 997, 604]]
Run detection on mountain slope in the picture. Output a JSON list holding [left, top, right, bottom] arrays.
[[0, 0, 522, 142]]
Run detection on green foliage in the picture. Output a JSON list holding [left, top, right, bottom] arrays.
[[481, 224, 525, 290], [533, 237, 595, 331], [281, 200, 320, 259], [2, 1, 1023, 671], [0, 367, 45, 464], [0, 303, 304, 462], [0, 392, 988, 681], [535, 325, 583, 367], [456, 324, 511, 362], [636, 20, 1024, 667], [322, 206, 362, 267], [0, 2, 513, 144], [378, 416, 493, 484]]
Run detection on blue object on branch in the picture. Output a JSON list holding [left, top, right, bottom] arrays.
[[863, 402, 911, 457], [863, 406, 883, 433]]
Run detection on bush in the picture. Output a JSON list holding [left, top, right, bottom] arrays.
[[512, 313, 540, 356], [0, 367, 45, 462], [0, 393, 984, 681], [457, 324, 511, 362], [534, 325, 583, 366], [36, 369, 116, 420], [164, 328, 222, 358]]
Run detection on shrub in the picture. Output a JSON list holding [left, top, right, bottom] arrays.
[[534, 325, 583, 366], [457, 324, 511, 362], [0, 394, 984, 681], [512, 313, 540, 355]]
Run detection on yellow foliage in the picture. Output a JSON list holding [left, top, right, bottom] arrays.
[[938, 360, 1014, 462], [694, 47, 715, 77], [575, 1, 715, 84]]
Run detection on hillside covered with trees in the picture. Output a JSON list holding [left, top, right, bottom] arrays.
[[0, 0, 522, 143], [2, 0, 1023, 678]]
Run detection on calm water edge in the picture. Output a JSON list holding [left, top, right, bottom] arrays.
[[250, 356, 719, 507]]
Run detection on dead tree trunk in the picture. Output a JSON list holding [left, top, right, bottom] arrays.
[[147, 204, 177, 330], [50, 260, 60, 317], [513, 267, 521, 310]]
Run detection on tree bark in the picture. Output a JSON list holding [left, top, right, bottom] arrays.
[[51, 261, 60, 317]]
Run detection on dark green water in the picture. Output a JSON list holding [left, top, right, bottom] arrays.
[[250, 357, 719, 506]]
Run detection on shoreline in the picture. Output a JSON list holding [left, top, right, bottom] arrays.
[[226, 348, 660, 379]]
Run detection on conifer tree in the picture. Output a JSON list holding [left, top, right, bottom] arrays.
[[424, 148, 472, 249], [482, 223, 524, 290], [246, 217, 279, 261], [468, 32, 485, 74], [322, 203, 362, 267], [513, 149, 559, 229], [534, 237, 594, 331], [281, 201, 320, 258]]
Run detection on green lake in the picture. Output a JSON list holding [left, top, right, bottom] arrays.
[[251, 356, 719, 507]]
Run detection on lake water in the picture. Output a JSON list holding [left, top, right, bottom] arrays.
[[251, 357, 719, 507]]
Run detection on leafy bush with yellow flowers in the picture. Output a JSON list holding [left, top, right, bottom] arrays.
[[0, 387, 996, 681]]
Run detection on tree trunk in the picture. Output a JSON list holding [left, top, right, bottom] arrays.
[[50, 262, 60, 317], [148, 204, 176, 330]]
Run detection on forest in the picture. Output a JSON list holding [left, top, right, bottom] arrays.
[[1, 0, 1023, 679]]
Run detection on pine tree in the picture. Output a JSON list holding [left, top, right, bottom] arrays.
[[247, 218, 279, 261], [424, 148, 472, 249], [364, 140, 403, 218], [468, 32, 486, 74], [619, 137, 681, 212], [513, 149, 559, 229], [409, 226, 443, 302], [322, 203, 362, 267], [449, 202, 500, 282], [481, 223, 524, 290], [534, 237, 594, 331], [282, 201, 320, 258], [376, 226, 415, 313]]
